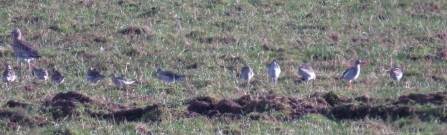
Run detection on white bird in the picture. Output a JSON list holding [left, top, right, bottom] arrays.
[[267, 60, 281, 85], [299, 63, 316, 84], [240, 64, 254, 87], [342, 59, 362, 89]]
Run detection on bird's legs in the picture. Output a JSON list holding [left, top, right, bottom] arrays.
[[27, 60, 32, 76], [348, 82, 353, 89], [17, 58, 23, 79]]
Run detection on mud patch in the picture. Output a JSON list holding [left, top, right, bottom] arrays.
[[91, 104, 164, 122], [330, 104, 416, 120], [2, 90, 447, 129], [396, 92, 447, 105], [4, 100, 31, 108], [0, 110, 48, 127], [185, 91, 447, 122], [186, 94, 330, 120], [40, 91, 171, 122]]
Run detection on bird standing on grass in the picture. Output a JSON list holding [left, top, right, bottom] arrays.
[[86, 67, 105, 83], [157, 68, 186, 83], [389, 67, 403, 81], [2, 64, 17, 85], [110, 73, 136, 86], [11, 29, 41, 75], [267, 60, 281, 85], [51, 66, 65, 85], [240, 64, 254, 87], [32, 66, 49, 80], [299, 63, 316, 84], [342, 59, 362, 89]]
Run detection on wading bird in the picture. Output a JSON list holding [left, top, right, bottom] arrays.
[[240, 64, 254, 87], [32, 66, 49, 80], [157, 68, 186, 83], [299, 63, 316, 84], [2, 64, 17, 86], [86, 67, 105, 83], [110, 73, 136, 86], [342, 59, 362, 89], [267, 60, 281, 85], [11, 29, 41, 75], [51, 66, 65, 85], [389, 67, 403, 81]]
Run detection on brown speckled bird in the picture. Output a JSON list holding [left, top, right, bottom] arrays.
[[11, 29, 41, 73]]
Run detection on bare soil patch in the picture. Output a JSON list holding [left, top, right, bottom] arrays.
[[2, 91, 447, 128]]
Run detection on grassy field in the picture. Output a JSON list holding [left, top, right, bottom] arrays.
[[0, 0, 447, 134]]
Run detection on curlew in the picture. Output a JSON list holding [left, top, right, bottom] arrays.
[[342, 59, 362, 89], [299, 63, 316, 84], [157, 68, 186, 83], [240, 63, 254, 87], [267, 60, 281, 85], [11, 29, 41, 74], [86, 67, 105, 83]]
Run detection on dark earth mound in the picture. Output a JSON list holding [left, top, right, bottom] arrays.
[[185, 91, 447, 122], [2, 90, 447, 129]]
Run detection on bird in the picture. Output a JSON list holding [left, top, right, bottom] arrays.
[[51, 66, 65, 85], [2, 64, 17, 83], [240, 63, 254, 87], [267, 60, 281, 85], [86, 67, 105, 83], [11, 29, 41, 73], [299, 63, 316, 84], [389, 67, 403, 81], [342, 59, 362, 89], [110, 73, 136, 86], [32, 66, 49, 80], [157, 68, 186, 83]]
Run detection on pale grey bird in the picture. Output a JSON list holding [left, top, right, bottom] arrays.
[[32, 66, 49, 80], [51, 66, 65, 85], [240, 64, 254, 87], [342, 59, 362, 89], [267, 60, 281, 85], [11, 29, 41, 72], [299, 63, 316, 83], [389, 67, 403, 81], [110, 73, 136, 86], [2, 64, 17, 83], [86, 67, 105, 83], [157, 68, 186, 83]]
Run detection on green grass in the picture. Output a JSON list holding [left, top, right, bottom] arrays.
[[0, 0, 447, 134]]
